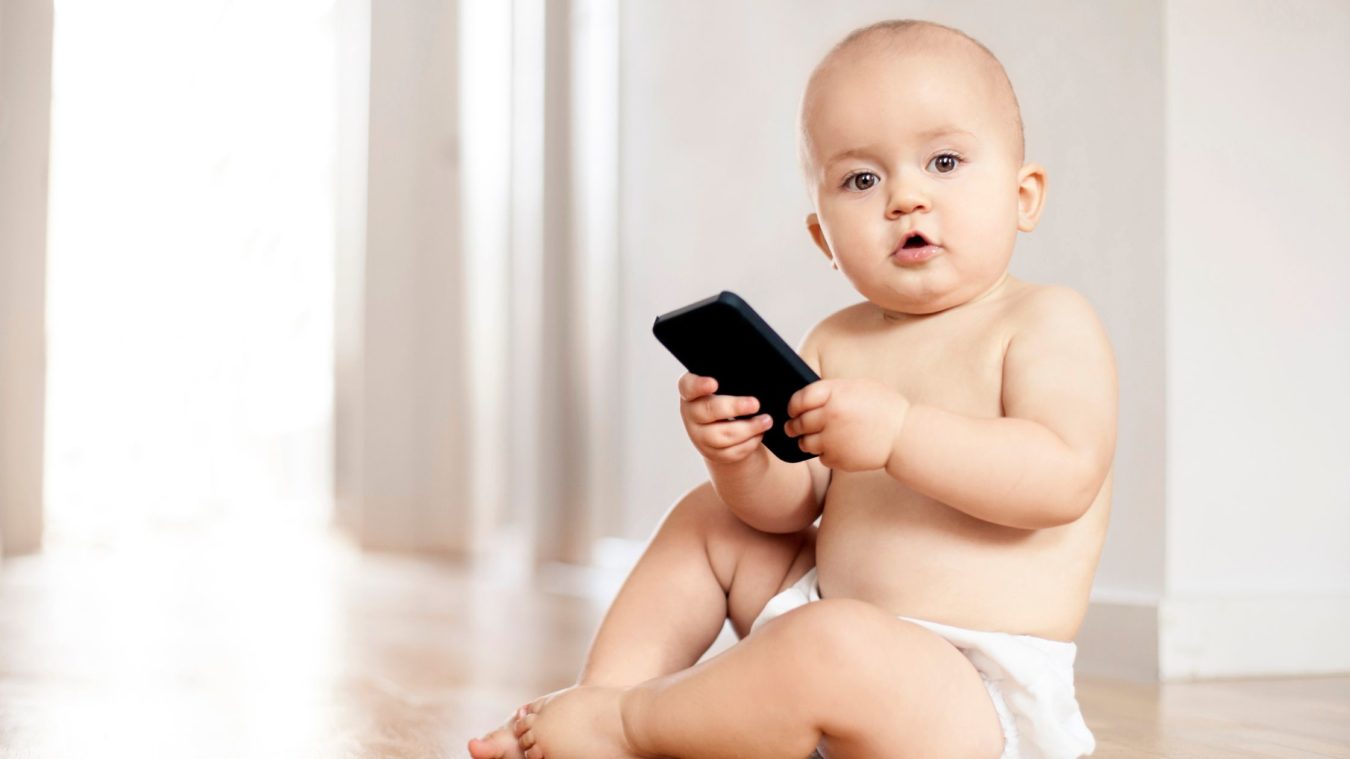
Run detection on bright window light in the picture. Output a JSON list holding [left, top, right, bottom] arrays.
[[44, 0, 338, 546]]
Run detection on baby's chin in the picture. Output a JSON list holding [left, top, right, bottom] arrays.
[[866, 292, 953, 319], [857, 276, 964, 316]]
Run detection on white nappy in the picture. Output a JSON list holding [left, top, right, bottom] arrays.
[[750, 567, 1096, 759]]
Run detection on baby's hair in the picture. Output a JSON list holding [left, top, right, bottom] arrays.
[[798, 19, 1026, 175]]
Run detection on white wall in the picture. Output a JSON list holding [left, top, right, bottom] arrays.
[[615, 0, 1169, 627], [1161, 0, 1350, 678]]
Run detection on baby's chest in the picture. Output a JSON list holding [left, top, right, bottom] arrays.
[[820, 325, 1010, 419]]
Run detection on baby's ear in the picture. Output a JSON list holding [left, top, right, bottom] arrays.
[[806, 213, 838, 269], [1016, 163, 1048, 232]]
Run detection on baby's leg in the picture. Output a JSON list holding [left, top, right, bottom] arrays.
[[514, 598, 1005, 759], [468, 480, 815, 759], [579, 479, 817, 687]]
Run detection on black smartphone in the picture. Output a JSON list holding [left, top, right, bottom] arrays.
[[653, 291, 819, 463]]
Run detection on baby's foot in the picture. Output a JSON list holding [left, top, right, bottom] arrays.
[[466, 705, 531, 759], [511, 686, 652, 759]]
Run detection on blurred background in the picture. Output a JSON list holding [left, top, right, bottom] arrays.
[[1, 0, 1348, 754]]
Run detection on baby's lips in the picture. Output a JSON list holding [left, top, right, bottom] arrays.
[[892, 231, 943, 257]]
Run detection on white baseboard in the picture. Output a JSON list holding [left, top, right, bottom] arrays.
[[1077, 590, 1350, 681], [1157, 593, 1350, 680]]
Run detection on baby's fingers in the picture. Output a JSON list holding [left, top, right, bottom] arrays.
[[677, 372, 717, 401], [704, 414, 774, 450], [787, 380, 832, 418], [784, 408, 825, 438], [702, 426, 769, 464], [685, 393, 760, 425]]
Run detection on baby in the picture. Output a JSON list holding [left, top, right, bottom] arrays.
[[469, 18, 1114, 759]]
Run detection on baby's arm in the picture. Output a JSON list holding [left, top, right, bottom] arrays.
[[706, 450, 825, 534], [886, 287, 1117, 529]]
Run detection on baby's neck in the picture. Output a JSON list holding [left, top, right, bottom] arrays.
[[880, 272, 1015, 322]]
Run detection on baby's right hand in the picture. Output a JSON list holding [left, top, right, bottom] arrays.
[[678, 372, 774, 464]]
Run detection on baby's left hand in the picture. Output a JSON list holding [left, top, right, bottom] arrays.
[[785, 378, 910, 472]]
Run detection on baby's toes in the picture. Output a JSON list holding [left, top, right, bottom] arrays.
[[465, 734, 507, 759], [512, 712, 535, 739], [523, 746, 544, 759]]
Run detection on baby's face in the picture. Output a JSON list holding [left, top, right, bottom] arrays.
[[801, 42, 1043, 316]]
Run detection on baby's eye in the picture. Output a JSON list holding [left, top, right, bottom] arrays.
[[842, 172, 879, 192], [928, 153, 962, 174]]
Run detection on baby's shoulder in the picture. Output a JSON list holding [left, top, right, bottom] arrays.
[[793, 302, 872, 374], [812, 301, 874, 332], [1000, 281, 1117, 397], [794, 301, 872, 347], [1002, 282, 1108, 339]]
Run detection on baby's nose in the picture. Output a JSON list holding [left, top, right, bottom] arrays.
[[886, 183, 930, 217]]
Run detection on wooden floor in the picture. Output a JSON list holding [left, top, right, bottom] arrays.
[[1, 523, 1346, 759]]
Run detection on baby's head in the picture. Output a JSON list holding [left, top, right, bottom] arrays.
[[799, 20, 1046, 316]]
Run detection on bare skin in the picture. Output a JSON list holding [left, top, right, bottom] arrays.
[[468, 20, 1116, 759]]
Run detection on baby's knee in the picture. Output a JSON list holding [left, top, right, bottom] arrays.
[[771, 598, 887, 670]]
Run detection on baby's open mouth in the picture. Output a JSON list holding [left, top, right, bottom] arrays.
[[891, 231, 943, 265]]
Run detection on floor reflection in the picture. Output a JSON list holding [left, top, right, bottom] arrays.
[[0, 521, 603, 758]]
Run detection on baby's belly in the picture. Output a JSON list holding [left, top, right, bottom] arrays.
[[813, 471, 1100, 642]]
